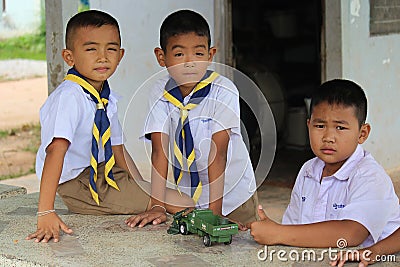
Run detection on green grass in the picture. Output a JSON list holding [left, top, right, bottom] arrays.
[[0, 169, 35, 181], [0, 34, 46, 60], [0, 8, 46, 61], [22, 124, 41, 153], [0, 129, 10, 139]]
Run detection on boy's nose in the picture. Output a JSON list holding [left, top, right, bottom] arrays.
[[97, 49, 108, 62], [183, 61, 195, 68], [322, 131, 335, 143]]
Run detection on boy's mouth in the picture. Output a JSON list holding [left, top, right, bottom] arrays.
[[95, 67, 109, 73], [321, 147, 336, 155]]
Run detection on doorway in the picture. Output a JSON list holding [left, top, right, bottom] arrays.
[[231, 0, 321, 187]]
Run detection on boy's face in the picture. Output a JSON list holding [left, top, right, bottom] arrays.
[[154, 32, 216, 93], [307, 101, 370, 176], [62, 25, 125, 91]]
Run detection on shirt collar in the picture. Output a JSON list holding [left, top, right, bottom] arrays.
[[305, 144, 365, 181]]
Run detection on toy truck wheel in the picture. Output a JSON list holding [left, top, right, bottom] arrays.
[[203, 234, 212, 247], [179, 223, 188, 235], [224, 235, 232, 245]]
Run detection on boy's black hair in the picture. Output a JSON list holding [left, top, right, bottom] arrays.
[[159, 9, 211, 51], [310, 79, 367, 127], [65, 9, 121, 49]]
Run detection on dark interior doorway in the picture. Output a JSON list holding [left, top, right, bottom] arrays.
[[232, 0, 321, 187]]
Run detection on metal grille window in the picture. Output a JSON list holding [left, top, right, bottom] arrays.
[[370, 0, 400, 36]]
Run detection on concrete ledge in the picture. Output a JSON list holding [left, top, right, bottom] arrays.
[[0, 184, 26, 199], [0, 192, 399, 266]]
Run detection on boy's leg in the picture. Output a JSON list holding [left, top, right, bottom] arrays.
[[227, 191, 259, 225], [57, 163, 150, 215]]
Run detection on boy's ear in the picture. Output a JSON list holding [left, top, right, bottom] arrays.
[[118, 48, 125, 63], [154, 47, 166, 67], [358, 123, 371, 144], [208, 46, 217, 62], [62, 49, 74, 66]]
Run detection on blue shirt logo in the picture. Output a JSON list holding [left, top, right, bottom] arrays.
[[301, 196, 306, 202], [333, 203, 346, 209], [201, 118, 212, 123]]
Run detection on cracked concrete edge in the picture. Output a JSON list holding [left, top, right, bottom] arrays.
[[0, 184, 27, 199], [0, 254, 47, 267]]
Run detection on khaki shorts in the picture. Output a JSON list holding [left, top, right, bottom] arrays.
[[227, 191, 259, 225], [57, 162, 150, 215]]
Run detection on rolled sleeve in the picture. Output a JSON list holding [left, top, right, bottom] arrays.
[[338, 166, 400, 245], [41, 90, 80, 149], [141, 86, 171, 141], [339, 200, 398, 244], [210, 80, 241, 136]]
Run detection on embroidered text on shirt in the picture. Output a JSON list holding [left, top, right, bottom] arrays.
[[333, 203, 346, 209], [201, 118, 212, 123]]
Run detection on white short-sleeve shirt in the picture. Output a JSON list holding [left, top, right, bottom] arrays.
[[282, 144, 400, 247], [35, 80, 124, 184], [142, 74, 256, 215]]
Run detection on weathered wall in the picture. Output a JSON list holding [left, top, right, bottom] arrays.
[[341, 0, 400, 171]]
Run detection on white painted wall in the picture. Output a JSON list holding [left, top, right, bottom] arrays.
[[340, 0, 400, 171], [0, 0, 43, 38]]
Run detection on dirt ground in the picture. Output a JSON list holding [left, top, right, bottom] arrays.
[[0, 77, 47, 178]]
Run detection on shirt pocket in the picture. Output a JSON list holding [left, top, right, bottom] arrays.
[[198, 117, 212, 138]]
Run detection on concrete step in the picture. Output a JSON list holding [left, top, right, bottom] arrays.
[[0, 183, 26, 199]]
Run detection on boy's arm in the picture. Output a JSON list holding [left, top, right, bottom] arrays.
[[367, 227, 400, 256], [208, 129, 230, 216], [248, 205, 369, 248], [149, 132, 169, 209], [112, 144, 143, 181], [125, 132, 170, 228], [26, 138, 73, 242], [331, 228, 400, 267]]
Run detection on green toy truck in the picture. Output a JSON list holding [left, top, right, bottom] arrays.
[[167, 208, 238, 247]]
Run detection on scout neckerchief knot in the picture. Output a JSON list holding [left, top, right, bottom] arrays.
[[65, 68, 119, 205], [163, 70, 219, 203]]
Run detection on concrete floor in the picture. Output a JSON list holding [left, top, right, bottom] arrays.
[[0, 183, 399, 266], [0, 148, 399, 266]]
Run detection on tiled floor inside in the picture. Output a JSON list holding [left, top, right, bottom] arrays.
[[257, 146, 314, 222]]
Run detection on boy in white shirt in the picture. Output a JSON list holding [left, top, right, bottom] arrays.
[[27, 10, 192, 243], [247, 79, 400, 248], [125, 10, 258, 228]]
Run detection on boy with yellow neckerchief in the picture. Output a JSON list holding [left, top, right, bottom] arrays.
[[125, 10, 258, 229], [27, 10, 192, 243]]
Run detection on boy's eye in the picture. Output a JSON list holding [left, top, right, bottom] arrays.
[[86, 48, 96, 51], [336, 126, 347, 130], [174, 53, 183, 57], [314, 124, 324, 129], [108, 48, 118, 51], [196, 52, 204, 56]]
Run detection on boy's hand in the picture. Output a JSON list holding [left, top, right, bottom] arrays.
[[246, 205, 280, 245], [330, 248, 377, 267], [226, 217, 246, 231], [125, 207, 167, 228], [26, 213, 73, 243]]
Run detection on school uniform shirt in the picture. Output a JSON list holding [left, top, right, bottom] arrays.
[[142, 74, 256, 215], [35, 79, 124, 184], [282, 144, 400, 247]]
